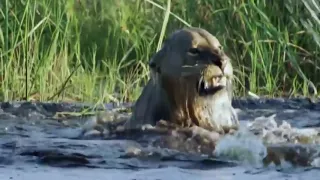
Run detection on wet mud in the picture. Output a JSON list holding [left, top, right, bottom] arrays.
[[0, 98, 320, 179]]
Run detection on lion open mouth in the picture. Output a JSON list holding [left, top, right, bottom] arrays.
[[196, 65, 226, 96], [197, 75, 224, 95]]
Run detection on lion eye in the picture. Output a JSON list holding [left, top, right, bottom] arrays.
[[188, 48, 200, 55]]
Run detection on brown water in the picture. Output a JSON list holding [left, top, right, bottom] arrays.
[[0, 98, 320, 179]]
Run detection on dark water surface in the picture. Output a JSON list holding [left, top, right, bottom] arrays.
[[0, 98, 320, 179]]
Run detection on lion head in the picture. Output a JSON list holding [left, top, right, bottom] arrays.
[[149, 27, 233, 101], [126, 27, 238, 133]]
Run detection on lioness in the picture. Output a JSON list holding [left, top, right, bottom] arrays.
[[124, 27, 239, 134]]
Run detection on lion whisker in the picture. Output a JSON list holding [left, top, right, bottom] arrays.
[[198, 75, 204, 92], [181, 65, 207, 77]]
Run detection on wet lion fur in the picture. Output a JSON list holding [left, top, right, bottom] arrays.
[[124, 27, 239, 134]]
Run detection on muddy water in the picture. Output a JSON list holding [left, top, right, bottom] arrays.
[[0, 98, 320, 179]]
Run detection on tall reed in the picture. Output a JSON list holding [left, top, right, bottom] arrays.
[[0, 0, 319, 103]]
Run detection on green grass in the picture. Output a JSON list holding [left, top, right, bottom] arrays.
[[0, 0, 320, 104]]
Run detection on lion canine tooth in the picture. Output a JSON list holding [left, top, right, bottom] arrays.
[[212, 77, 218, 87], [204, 81, 209, 89]]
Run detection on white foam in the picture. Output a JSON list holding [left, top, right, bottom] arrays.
[[311, 157, 320, 167], [214, 129, 267, 167]]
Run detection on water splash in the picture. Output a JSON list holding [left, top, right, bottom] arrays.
[[213, 114, 320, 168], [311, 157, 320, 167], [247, 114, 320, 144], [213, 129, 267, 167]]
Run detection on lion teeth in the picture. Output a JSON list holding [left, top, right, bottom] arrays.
[[198, 75, 223, 91], [204, 81, 209, 89], [212, 77, 219, 87]]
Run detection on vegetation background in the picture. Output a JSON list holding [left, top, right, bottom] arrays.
[[1, 0, 319, 104]]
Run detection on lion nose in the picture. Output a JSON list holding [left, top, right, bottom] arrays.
[[213, 51, 228, 72], [210, 55, 224, 70]]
